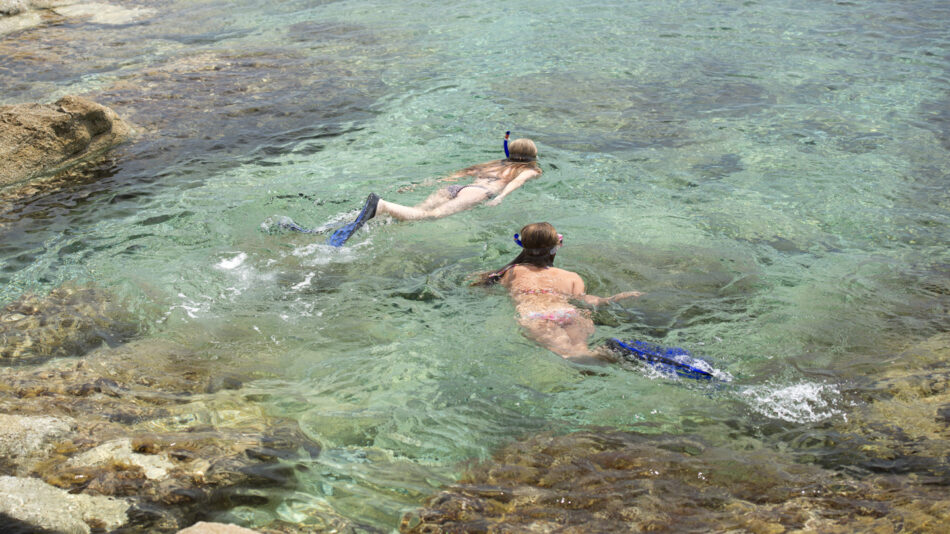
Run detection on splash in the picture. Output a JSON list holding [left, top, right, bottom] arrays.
[[740, 381, 846, 423]]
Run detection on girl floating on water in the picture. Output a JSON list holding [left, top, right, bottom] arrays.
[[327, 137, 541, 245], [473, 222, 643, 364]]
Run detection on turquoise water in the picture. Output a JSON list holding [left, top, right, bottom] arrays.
[[2, 0, 949, 529]]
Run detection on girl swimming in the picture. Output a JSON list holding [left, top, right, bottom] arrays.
[[474, 222, 643, 363]]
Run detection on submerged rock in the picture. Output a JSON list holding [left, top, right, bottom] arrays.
[[0, 475, 129, 534], [806, 333, 950, 482], [51, 2, 155, 25], [0, 95, 131, 191], [0, 414, 74, 475], [0, 285, 140, 362], [401, 430, 949, 533], [0, 337, 325, 532]]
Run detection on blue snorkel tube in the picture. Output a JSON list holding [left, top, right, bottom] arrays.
[[503, 131, 510, 159]]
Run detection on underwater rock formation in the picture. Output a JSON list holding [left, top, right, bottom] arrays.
[[804, 333, 950, 483], [0, 475, 129, 534], [0, 285, 140, 362], [0, 95, 131, 190], [401, 429, 949, 533], [403, 334, 950, 533], [0, 414, 74, 475], [0, 338, 325, 532]]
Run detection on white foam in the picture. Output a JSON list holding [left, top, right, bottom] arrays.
[[170, 292, 211, 319], [292, 272, 315, 291], [216, 252, 247, 270], [740, 381, 844, 423]]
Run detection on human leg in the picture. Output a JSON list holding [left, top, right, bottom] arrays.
[[376, 186, 490, 221], [414, 187, 454, 210], [375, 199, 429, 220]]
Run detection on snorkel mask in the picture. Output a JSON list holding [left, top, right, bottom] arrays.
[[503, 131, 537, 162], [514, 233, 563, 255]]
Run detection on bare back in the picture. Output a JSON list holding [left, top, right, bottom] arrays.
[[450, 160, 541, 196], [499, 264, 598, 359], [500, 264, 585, 314]]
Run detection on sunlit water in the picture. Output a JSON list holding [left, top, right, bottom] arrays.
[[2, 0, 949, 529]]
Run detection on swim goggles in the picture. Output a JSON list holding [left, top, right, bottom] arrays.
[[514, 233, 563, 254]]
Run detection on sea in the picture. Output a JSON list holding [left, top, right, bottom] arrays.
[[1, 0, 948, 531]]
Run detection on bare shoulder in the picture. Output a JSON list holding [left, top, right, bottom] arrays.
[[499, 264, 524, 285], [560, 270, 586, 294], [518, 168, 541, 180]]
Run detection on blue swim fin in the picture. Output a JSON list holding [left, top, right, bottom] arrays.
[[327, 193, 380, 247], [607, 338, 720, 381]]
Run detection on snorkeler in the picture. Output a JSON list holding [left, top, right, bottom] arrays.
[[473, 222, 643, 364], [327, 136, 542, 246]]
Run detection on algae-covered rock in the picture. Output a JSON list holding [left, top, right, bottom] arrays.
[[809, 332, 950, 481], [65, 438, 177, 480], [0, 413, 74, 475], [0, 475, 129, 534], [0, 95, 131, 190], [0, 338, 323, 532], [0, 285, 139, 362], [401, 430, 949, 533]]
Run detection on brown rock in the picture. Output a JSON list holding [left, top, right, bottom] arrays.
[[0, 94, 131, 189], [176, 521, 260, 534]]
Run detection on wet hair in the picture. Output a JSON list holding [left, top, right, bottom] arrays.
[[472, 222, 559, 286], [507, 138, 538, 162], [455, 138, 541, 181]]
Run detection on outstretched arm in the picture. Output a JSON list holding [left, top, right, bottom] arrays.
[[576, 291, 644, 307], [486, 169, 539, 207], [565, 274, 644, 307]]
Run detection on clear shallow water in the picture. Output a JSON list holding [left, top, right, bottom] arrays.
[[2, 0, 949, 530]]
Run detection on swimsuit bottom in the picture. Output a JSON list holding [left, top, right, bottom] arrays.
[[522, 308, 585, 326], [446, 184, 493, 199]]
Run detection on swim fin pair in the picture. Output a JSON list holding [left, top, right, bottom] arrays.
[[327, 193, 380, 247]]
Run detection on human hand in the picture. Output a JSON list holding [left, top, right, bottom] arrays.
[[486, 198, 502, 207]]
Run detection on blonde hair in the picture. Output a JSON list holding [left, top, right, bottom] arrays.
[[454, 138, 541, 181], [507, 138, 538, 162]]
